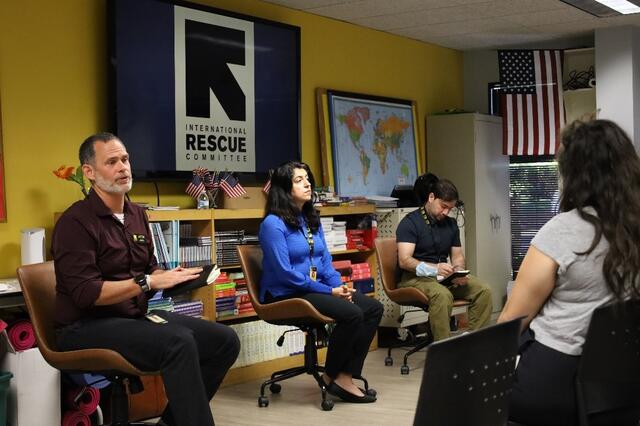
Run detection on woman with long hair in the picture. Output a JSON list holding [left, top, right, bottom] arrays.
[[259, 161, 383, 403], [499, 119, 640, 425]]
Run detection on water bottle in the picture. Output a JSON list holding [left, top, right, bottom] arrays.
[[197, 191, 209, 209]]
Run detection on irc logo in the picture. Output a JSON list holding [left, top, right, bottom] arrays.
[[185, 20, 245, 121], [174, 6, 256, 172]]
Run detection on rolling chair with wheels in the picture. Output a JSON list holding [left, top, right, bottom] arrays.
[[237, 244, 374, 411], [575, 299, 640, 426], [17, 261, 158, 426], [375, 237, 470, 375]]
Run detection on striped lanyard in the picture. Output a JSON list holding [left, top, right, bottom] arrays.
[[303, 222, 317, 281]]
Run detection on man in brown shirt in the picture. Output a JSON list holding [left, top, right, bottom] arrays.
[[52, 132, 239, 426]]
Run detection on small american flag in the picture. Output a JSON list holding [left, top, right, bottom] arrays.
[[220, 172, 247, 198], [185, 174, 205, 199], [262, 170, 273, 194], [498, 50, 565, 156], [203, 170, 219, 191]]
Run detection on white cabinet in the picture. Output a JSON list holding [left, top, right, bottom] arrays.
[[426, 113, 511, 311]]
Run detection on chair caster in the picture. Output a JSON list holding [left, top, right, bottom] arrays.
[[269, 383, 282, 394], [321, 399, 334, 411], [401, 365, 410, 375], [258, 396, 269, 407], [365, 387, 377, 397], [384, 356, 393, 366]]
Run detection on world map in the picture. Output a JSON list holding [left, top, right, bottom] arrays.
[[330, 96, 418, 197]]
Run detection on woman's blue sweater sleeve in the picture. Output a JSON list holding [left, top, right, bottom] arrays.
[[260, 216, 332, 295]]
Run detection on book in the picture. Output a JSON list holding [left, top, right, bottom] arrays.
[[162, 264, 220, 298], [438, 270, 470, 287]]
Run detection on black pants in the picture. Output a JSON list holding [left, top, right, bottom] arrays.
[[56, 311, 240, 426], [508, 329, 580, 426], [294, 291, 383, 379]]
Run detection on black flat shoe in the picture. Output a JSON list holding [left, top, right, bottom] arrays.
[[327, 382, 376, 403], [359, 387, 377, 397]]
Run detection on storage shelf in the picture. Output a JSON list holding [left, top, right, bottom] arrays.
[[147, 209, 211, 221], [219, 264, 241, 270], [213, 208, 264, 220], [217, 311, 257, 322], [318, 204, 375, 216], [330, 248, 373, 255]]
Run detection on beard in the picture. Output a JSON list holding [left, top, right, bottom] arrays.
[[94, 172, 133, 194]]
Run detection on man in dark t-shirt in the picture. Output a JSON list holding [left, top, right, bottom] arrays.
[[52, 132, 239, 426], [396, 176, 492, 341]]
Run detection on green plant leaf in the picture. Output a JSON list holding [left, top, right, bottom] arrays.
[[75, 166, 84, 183]]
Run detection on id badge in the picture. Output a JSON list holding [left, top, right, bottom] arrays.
[[145, 313, 168, 324], [310, 266, 317, 281], [132, 234, 147, 244]]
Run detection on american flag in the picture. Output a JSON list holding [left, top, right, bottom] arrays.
[[203, 170, 219, 190], [262, 170, 273, 194], [498, 50, 565, 156], [220, 172, 247, 198], [185, 174, 205, 199]]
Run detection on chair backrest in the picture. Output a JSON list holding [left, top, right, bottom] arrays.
[[236, 244, 335, 326], [413, 318, 522, 426], [236, 244, 265, 312], [576, 299, 640, 425], [16, 261, 58, 361], [375, 238, 400, 292]]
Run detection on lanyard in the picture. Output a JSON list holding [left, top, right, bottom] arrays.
[[420, 207, 444, 261], [302, 222, 318, 281], [304, 223, 315, 264]]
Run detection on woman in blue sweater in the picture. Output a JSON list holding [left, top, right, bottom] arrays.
[[259, 161, 383, 404]]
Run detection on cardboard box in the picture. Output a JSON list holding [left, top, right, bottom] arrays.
[[220, 187, 267, 209], [1, 348, 60, 426]]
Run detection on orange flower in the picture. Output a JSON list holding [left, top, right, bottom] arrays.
[[53, 164, 88, 197], [53, 165, 75, 180]]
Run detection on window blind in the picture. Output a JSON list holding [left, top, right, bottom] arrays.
[[509, 156, 559, 277]]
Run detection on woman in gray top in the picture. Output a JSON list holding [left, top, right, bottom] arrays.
[[498, 119, 640, 425]]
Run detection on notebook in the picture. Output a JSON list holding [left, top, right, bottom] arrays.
[[162, 264, 220, 298]]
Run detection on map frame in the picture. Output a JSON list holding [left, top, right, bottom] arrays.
[[316, 88, 422, 197]]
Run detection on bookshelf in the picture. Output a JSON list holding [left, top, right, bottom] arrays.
[[146, 204, 379, 384]]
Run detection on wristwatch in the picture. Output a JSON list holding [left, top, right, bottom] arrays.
[[134, 274, 151, 293]]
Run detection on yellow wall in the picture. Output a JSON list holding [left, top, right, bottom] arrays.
[[0, 0, 462, 277]]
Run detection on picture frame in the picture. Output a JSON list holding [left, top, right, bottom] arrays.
[[316, 88, 422, 197]]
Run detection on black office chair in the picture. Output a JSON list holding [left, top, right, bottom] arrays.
[[576, 300, 640, 426], [237, 245, 374, 411], [413, 318, 522, 426], [17, 262, 158, 425]]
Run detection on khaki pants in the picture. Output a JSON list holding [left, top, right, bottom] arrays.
[[398, 272, 493, 341]]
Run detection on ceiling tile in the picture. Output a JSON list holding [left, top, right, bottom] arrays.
[[464, 0, 567, 18], [306, 0, 441, 20], [261, 0, 625, 50], [598, 14, 640, 26], [262, 0, 346, 10], [504, 7, 594, 26], [426, 17, 522, 37], [353, 5, 483, 31], [530, 18, 610, 34]]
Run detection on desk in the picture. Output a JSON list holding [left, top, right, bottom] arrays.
[[0, 279, 24, 309]]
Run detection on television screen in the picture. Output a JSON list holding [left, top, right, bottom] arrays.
[[108, 0, 300, 180]]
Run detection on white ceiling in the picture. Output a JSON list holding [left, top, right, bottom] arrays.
[[263, 0, 640, 50]]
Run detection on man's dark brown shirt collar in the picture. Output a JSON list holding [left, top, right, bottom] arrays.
[[86, 188, 135, 218]]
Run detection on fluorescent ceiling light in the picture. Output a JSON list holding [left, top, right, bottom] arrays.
[[595, 0, 640, 14]]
